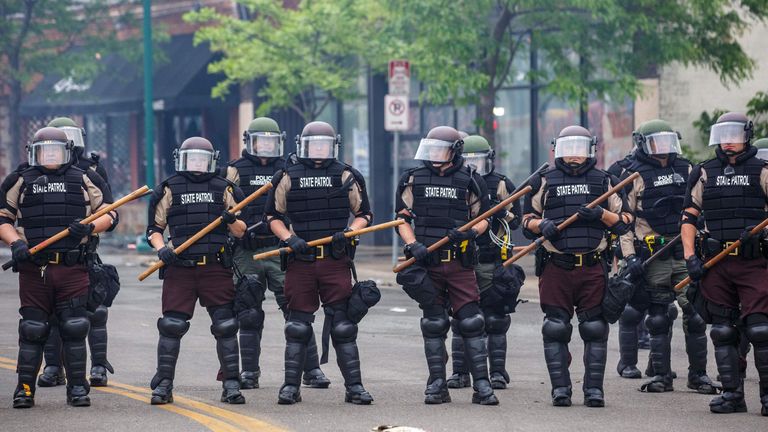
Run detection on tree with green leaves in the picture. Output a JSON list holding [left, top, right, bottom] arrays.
[[0, 0, 143, 168], [186, 0, 371, 123], [372, 0, 768, 144]]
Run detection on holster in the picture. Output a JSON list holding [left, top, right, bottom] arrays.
[[534, 246, 548, 277], [700, 233, 763, 260], [458, 239, 478, 269]]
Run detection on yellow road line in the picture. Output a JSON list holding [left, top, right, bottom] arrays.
[[109, 381, 288, 432], [0, 356, 288, 432]]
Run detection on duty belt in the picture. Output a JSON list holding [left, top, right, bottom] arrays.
[[238, 235, 280, 250], [294, 245, 328, 261], [174, 253, 222, 267], [546, 250, 602, 270], [31, 249, 87, 266], [430, 248, 457, 264], [638, 235, 683, 261]]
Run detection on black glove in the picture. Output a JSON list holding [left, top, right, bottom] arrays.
[[624, 254, 644, 278], [285, 235, 309, 255], [404, 241, 429, 262], [331, 228, 351, 256], [577, 205, 604, 222], [157, 246, 178, 266], [10, 240, 31, 263], [68, 219, 95, 240], [447, 228, 478, 243], [221, 210, 237, 225], [493, 209, 508, 221], [739, 225, 758, 245], [538, 218, 560, 242], [685, 255, 705, 282]]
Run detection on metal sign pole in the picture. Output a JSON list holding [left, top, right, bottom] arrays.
[[391, 130, 400, 265]]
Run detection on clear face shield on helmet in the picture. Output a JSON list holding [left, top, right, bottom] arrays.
[[175, 148, 218, 173], [60, 126, 85, 148], [708, 122, 749, 147], [642, 131, 682, 155], [463, 152, 492, 175], [245, 131, 283, 157], [553, 136, 595, 159], [28, 140, 72, 167], [297, 135, 338, 160], [414, 138, 455, 163]]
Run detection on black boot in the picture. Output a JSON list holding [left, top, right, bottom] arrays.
[[151, 315, 188, 405], [642, 308, 673, 392], [487, 333, 510, 389], [447, 322, 471, 388], [710, 329, 747, 413], [423, 336, 450, 404], [465, 335, 499, 405], [580, 319, 608, 408], [221, 379, 245, 404], [238, 326, 262, 389], [302, 332, 331, 388], [760, 382, 768, 416], [60, 316, 91, 407], [88, 306, 112, 387], [240, 370, 260, 390], [151, 378, 174, 405], [335, 340, 373, 405], [279, 319, 311, 405], [14, 337, 45, 408], [38, 365, 66, 387], [617, 319, 641, 378], [543, 312, 572, 407], [684, 309, 717, 394], [39, 322, 65, 387]]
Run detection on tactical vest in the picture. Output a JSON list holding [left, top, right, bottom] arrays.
[[477, 172, 505, 261], [230, 156, 284, 226], [18, 166, 87, 251], [542, 167, 609, 253], [165, 174, 229, 258], [701, 156, 767, 241], [285, 161, 350, 241], [411, 165, 472, 247], [631, 157, 689, 236]]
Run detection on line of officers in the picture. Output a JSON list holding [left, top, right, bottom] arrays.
[[1, 111, 767, 418]]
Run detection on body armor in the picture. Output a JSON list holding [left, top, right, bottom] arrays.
[[165, 174, 229, 258], [285, 161, 350, 241], [630, 154, 690, 236], [701, 155, 766, 242], [542, 166, 610, 253], [229, 153, 285, 226], [411, 164, 472, 247], [18, 166, 87, 251]]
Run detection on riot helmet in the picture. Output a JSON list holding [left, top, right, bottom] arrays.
[[462, 135, 494, 175], [48, 117, 85, 149], [632, 119, 682, 156], [243, 117, 285, 158], [414, 126, 464, 164], [552, 125, 596, 160], [708, 112, 754, 156], [295, 121, 340, 161], [174, 137, 219, 173], [27, 127, 73, 168]]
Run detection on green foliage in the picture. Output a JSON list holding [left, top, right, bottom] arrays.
[[746, 91, 768, 139], [186, 0, 373, 122], [693, 108, 728, 146]]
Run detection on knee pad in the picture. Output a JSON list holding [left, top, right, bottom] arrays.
[[330, 320, 358, 344], [457, 313, 485, 338], [89, 305, 108, 326], [211, 317, 239, 339], [207, 304, 235, 321], [454, 302, 481, 320], [619, 305, 644, 327], [60, 316, 90, 340], [18, 319, 49, 344], [485, 313, 511, 335], [284, 320, 312, 343], [420, 315, 450, 339], [667, 303, 678, 321], [237, 307, 265, 330], [645, 311, 670, 335], [542, 317, 572, 344], [744, 314, 768, 347], [157, 315, 191, 339], [578, 318, 609, 342], [710, 324, 739, 347], [684, 310, 707, 334]]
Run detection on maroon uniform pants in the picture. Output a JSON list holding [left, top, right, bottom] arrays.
[[700, 256, 768, 319], [162, 265, 235, 316], [539, 261, 605, 317], [18, 262, 89, 314], [284, 256, 353, 313], [426, 260, 480, 314]]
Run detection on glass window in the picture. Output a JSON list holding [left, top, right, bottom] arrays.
[[588, 95, 634, 169], [341, 98, 369, 181], [495, 89, 531, 184], [537, 92, 579, 167]]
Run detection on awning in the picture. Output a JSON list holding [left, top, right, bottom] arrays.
[[20, 34, 236, 116]]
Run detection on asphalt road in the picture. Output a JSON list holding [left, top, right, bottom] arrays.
[[0, 251, 765, 431]]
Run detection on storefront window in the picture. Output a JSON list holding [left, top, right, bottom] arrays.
[[495, 88, 531, 183]]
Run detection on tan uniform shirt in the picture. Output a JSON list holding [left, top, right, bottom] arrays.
[[0, 173, 109, 244], [619, 165, 692, 257], [527, 176, 625, 253]]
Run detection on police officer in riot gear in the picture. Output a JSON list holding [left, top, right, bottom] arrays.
[[265, 121, 374, 405], [146, 137, 247, 405], [446, 135, 522, 390], [681, 112, 768, 415], [37, 117, 117, 388], [617, 119, 716, 393], [396, 126, 499, 405], [1, 127, 116, 408], [523, 125, 632, 407], [224, 117, 329, 390]]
